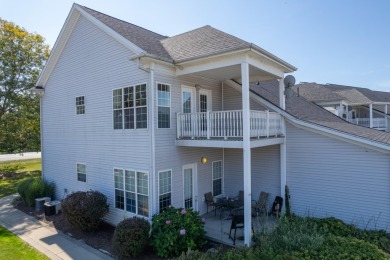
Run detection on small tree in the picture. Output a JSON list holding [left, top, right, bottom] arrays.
[[0, 18, 50, 153]]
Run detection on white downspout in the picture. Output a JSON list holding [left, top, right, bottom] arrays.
[[369, 104, 373, 128], [279, 78, 286, 210], [40, 94, 44, 180], [385, 105, 388, 131], [241, 62, 252, 246], [150, 62, 156, 216]]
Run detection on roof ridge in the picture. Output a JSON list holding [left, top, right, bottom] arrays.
[[79, 5, 168, 39], [161, 25, 211, 40]]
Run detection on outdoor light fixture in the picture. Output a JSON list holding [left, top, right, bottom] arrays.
[[31, 86, 45, 96], [201, 157, 207, 164]]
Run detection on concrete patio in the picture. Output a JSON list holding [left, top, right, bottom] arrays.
[[202, 208, 277, 247]]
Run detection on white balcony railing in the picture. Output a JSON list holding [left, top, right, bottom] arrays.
[[347, 118, 387, 129], [177, 110, 283, 139]]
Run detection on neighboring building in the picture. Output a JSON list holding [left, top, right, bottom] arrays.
[[36, 4, 390, 246], [293, 83, 390, 131]]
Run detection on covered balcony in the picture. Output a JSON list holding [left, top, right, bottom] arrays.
[[176, 110, 284, 148]]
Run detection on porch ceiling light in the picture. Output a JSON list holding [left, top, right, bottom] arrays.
[[201, 157, 207, 164]]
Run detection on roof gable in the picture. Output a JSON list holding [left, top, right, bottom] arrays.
[[79, 5, 173, 62]]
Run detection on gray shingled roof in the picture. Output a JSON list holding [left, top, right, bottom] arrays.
[[79, 5, 295, 69], [161, 25, 251, 63], [79, 6, 173, 62], [291, 83, 344, 102], [250, 80, 390, 146]]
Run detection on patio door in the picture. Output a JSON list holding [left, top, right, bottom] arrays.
[[183, 163, 198, 210], [199, 89, 212, 135], [182, 86, 196, 136]]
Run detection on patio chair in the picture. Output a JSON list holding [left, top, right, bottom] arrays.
[[228, 208, 244, 245], [232, 190, 244, 208], [271, 196, 283, 218], [204, 192, 218, 216], [251, 191, 269, 217]]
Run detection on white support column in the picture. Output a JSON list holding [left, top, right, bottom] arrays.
[[241, 62, 252, 246], [385, 105, 388, 130], [346, 104, 349, 121], [338, 102, 343, 118], [369, 104, 373, 128], [279, 78, 286, 208]]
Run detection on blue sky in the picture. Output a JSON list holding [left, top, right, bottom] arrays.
[[1, 0, 390, 91]]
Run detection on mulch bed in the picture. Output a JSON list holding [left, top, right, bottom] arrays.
[[14, 201, 229, 259]]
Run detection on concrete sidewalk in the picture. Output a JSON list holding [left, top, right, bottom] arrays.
[[0, 194, 112, 260], [0, 152, 41, 162]]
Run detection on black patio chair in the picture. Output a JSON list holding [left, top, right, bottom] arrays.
[[204, 192, 218, 216], [229, 208, 244, 245], [271, 196, 283, 218]]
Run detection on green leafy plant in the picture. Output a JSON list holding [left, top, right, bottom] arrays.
[[61, 190, 109, 231], [16, 178, 55, 206], [151, 207, 206, 257], [112, 217, 150, 258]]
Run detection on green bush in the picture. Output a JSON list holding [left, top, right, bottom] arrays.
[[61, 190, 109, 231], [304, 217, 390, 253], [260, 216, 325, 253], [112, 217, 150, 258], [151, 207, 206, 257], [16, 178, 55, 206]]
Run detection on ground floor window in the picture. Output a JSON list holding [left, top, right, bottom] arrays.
[[77, 163, 86, 182], [212, 161, 223, 196], [114, 168, 149, 217], [159, 170, 172, 212]]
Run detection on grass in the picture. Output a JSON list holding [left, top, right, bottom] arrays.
[[0, 159, 42, 198], [0, 225, 49, 260]]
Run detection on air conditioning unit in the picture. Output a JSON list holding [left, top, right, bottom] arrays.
[[35, 197, 51, 212], [44, 200, 61, 216]]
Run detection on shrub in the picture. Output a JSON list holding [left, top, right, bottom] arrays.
[[17, 178, 55, 206], [260, 216, 325, 253], [151, 207, 206, 257], [61, 190, 109, 231], [112, 217, 150, 258]]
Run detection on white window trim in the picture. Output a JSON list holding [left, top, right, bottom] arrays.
[[75, 96, 85, 115], [113, 168, 150, 217], [111, 83, 148, 131], [76, 162, 87, 183], [156, 82, 172, 129], [158, 169, 172, 212], [181, 85, 196, 113], [199, 89, 212, 112], [212, 160, 223, 196]]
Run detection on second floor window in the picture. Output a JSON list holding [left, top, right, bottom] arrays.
[[113, 84, 147, 129], [157, 83, 170, 128], [76, 96, 85, 115]]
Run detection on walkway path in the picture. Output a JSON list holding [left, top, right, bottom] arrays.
[[0, 194, 112, 260], [0, 152, 41, 162]]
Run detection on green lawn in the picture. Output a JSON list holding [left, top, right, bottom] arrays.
[[0, 159, 42, 198], [0, 225, 49, 260]]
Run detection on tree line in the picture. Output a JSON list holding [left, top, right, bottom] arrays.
[[0, 18, 50, 153]]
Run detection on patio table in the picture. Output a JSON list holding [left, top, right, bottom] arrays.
[[216, 197, 243, 219]]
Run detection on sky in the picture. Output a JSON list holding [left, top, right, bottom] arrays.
[[1, 0, 390, 91]]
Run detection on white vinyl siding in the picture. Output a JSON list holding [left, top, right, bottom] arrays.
[[158, 170, 172, 212], [75, 96, 85, 115], [113, 84, 147, 130], [286, 122, 390, 230], [212, 161, 222, 196], [41, 15, 151, 225], [77, 163, 86, 182], [157, 83, 171, 128]]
